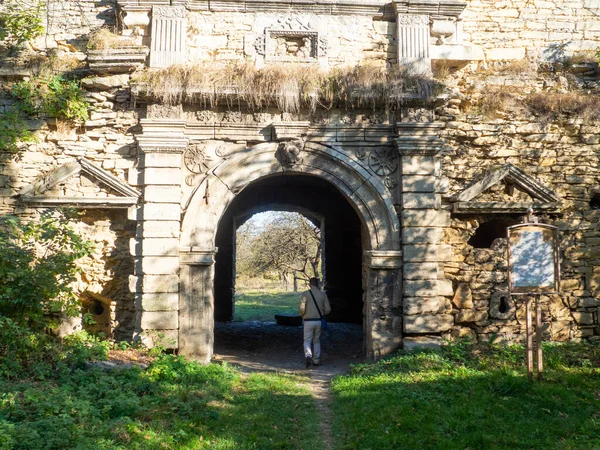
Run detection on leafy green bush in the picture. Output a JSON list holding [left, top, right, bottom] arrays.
[[0, 209, 93, 328], [0, 320, 109, 380], [0, 1, 44, 45], [11, 75, 89, 123]]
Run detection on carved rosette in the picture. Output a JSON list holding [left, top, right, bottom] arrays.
[[369, 148, 398, 176], [184, 143, 214, 174]]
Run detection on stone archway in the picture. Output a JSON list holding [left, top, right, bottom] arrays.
[[179, 141, 402, 361]]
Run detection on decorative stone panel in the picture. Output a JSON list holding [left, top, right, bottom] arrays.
[[149, 6, 187, 68]]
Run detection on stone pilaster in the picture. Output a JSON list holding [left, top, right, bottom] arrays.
[[179, 249, 217, 362], [131, 117, 187, 348], [396, 14, 431, 75], [364, 250, 403, 360], [149, 5, 187, 68], [396, 123, 453, 347]]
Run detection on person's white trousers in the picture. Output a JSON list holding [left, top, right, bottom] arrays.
[[303, 320, 322, 363]]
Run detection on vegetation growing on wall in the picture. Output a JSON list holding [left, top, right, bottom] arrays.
[[0, 0, 44, 45], [0, 74, 89, 152], [133, 62, 444, 112], [87, 27, 138, 50], [12, 75, 89, 123]]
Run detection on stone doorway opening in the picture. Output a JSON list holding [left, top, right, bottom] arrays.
[[212, 174, 364, 363], [178, 141, 401, 362]]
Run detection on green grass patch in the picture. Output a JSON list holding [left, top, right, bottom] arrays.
[[234, 290, 300, 322], [331, 341, 600, 450], [0, 355, 321, 450]]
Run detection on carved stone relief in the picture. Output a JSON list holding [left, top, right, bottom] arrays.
[[196, 110, 216, 122], [276, 140, 304, 168], [369, 148, 398, 176], [147, 103, 183, 120], [184, 143, 214, 174], [253, 15, 327, 62], [400, 107, 434, 123]]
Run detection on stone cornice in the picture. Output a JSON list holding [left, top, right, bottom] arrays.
[[392, 0, 466, 18], [118, 0, 394, 17]]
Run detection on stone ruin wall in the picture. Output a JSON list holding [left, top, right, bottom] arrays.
[[0, 0, 599, 346]]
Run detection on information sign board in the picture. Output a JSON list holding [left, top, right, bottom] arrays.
[[507, 223, 559, 295]]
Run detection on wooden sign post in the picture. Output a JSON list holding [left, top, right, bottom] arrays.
[[507, 211, 560, 381]]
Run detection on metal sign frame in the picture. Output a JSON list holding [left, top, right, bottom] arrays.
[[507, 223, 560, 296]]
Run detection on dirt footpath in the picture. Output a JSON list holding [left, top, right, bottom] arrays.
[[213, 321, 364, 449]]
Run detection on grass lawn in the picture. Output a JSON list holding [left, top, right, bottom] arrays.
[[0, 355, 321, 450], [234, 290, 300, 322], [331, 341, 600, 450]]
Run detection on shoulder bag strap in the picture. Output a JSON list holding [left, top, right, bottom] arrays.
[[308, 289, 323, 319]]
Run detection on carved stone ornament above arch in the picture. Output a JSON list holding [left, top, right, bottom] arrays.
[[180, 141, 400, 254]]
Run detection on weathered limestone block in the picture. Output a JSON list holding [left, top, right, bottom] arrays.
[[138, 311, 178, 329], [455, 309, 488, 324], [141, 238, 180, 256], [142, 203, 181, 221], [403, 244, 452, 262], [139, 256, 180, 274], [403, 296, 444, 315], [402, 175, 436, 192], [143, 153, 182, 168], [452, 283, 474, 309], [572, 312, 595, 325], [81, 74, 130, 89], [579, 298, 600, 308], [402, 193, 438, 209], [139, 220, 180, 238], [402, 227, 442, 244], [129, 274, 179, 293], [404, 262, 438, 280], [587, 271, 600, 295], [143, 168, 182, 185], [403, 244, 439, 262], [401, 155, 436, 175], [404, 279, 438, 297], [144, 186, 181, 202], [438, 279, 454, 296], [404, 314, 454, 333], [402, 210, 450, 227], [136, 293, 179, 311], [485, 47, 526, 60]]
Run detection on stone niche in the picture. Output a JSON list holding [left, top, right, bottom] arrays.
[[247, 15, 328, 67]]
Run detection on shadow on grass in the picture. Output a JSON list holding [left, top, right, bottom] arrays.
[[0, 356, 321, 450]]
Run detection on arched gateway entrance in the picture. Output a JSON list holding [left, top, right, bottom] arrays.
[[177, 141, 401, 361], [134, 122, 452, 361]]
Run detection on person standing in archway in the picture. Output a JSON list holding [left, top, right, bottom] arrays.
[[299, 277, 331, 368]]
